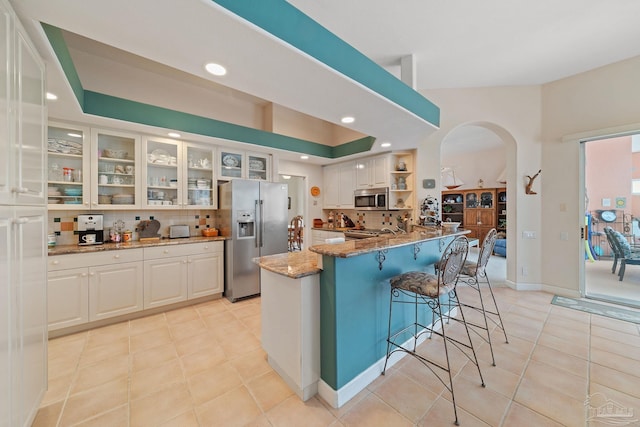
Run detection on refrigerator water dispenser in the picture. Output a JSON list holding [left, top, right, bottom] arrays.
[[236, 211, 255, 238]]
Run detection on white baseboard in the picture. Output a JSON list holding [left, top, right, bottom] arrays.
[[318, 308, 458, 409]]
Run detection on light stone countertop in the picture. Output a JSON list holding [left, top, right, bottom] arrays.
[[309, 229, 470, 258], [47, 236, 227, 256], [253, 249, 321, 279]]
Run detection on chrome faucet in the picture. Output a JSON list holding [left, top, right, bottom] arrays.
[[380, 227, 397, 235]]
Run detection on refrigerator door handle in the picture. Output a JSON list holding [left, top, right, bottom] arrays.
[[259, 199, 264, 248], [255, 199, 260, 248]]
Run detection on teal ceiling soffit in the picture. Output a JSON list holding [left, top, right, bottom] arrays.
[[41, 23, 84, 108], [211, 0, 440, 128], [84, 91, 334, 157], [39, 23, 371, 159]]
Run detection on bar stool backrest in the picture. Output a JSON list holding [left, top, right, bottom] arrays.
[[439, 235, 469, 289], [476, 228, 498, 276]]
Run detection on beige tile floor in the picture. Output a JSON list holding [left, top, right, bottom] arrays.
[[34, 283, 640, 426]]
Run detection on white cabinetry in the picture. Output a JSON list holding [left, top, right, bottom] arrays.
[[48, 249, 145, 325], [218, 149, 271, 181], [310, 229, 344, 246], [47, 268, 89, 330], [355, 155, 388, 189], [89, 259, 144, 321], [0, 4, 46, 207], [142, 137, 217, 209], [48, 242, 224, 331], [323, 161, 355, 209], [143, 241, 223, 308], [1, 207, 48, 426], [0, 2, 47, 424], [47, 123, 91, 209], [90, 128, 141, 210]]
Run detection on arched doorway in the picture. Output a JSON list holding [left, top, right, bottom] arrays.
[[439, 122, 518, 286]]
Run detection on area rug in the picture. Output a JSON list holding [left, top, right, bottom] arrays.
[[551, 295, 640, 324]]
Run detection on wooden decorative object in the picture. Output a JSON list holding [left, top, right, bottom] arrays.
[[525, 170, 541, 195]]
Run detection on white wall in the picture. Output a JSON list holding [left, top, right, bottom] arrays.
[[418, 86, 543, 287], [276, 158, 324, 245], [541, 55, 640, 295], [413, 54, 640, 296]]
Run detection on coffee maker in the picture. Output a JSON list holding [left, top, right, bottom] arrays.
[[78, 214, 104, 245]]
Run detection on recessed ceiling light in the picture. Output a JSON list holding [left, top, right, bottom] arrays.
[[300, 155, 309, 160], [168, 132, 181, 138], [67, 133, 82, 138], [341, 116, 355, 124], [46, 92, 58, 100], [205, 63, 227, 76], [380, 142, 392, 148]]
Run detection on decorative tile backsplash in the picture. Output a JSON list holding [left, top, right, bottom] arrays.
[[49, 209, 218, 245], [327, 210, 412, 229]]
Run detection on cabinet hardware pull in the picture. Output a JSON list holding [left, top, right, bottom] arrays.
[[52, 260, 59, 265]]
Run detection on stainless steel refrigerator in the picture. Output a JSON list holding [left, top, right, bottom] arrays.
[[219, 179, 288, 302]]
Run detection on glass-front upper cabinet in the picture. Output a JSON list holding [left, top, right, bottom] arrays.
[[185, 143, 215, 208], [142, 137, 180, 209], [218, 149, 270, 181], [47, 123, 90, 210], [91, 129, 141, 210], [247, 152, 269, 181], [218, 149, 243, 180]]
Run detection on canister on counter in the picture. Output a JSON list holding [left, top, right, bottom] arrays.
[[123, 230, 132, 242]]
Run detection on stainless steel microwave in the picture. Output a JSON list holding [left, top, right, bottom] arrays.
[[354, 187, 389, 210]]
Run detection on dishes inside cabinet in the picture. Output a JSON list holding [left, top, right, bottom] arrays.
[[222, 155, 239, 167], [102, 149, 128, 159], [149, 149, 170, 165], [249, 159, 264, 170]]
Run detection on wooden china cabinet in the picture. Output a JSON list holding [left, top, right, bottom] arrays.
[[442, 187, 505, 243]]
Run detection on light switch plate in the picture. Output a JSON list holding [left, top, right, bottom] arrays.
[[423, 179, 436, 189]]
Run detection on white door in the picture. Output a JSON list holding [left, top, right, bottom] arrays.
[[89, 261, 143, 321], [14, 207, 47, 426], [188, 252, 223, 299], [143, 257, 188, 308], [47, 268, 89, 330], [0, 209, 11, 424]]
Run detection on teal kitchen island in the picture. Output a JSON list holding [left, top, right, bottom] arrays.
[[254, 228, 468, 408]]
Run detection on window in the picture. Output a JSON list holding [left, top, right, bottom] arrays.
[[633, 179, 640, 194]]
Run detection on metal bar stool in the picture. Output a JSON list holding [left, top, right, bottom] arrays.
[[454, 228, 509, 367], [382, 235, 485, 426]]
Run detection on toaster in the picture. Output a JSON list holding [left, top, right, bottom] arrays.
[[169, 225, 190, 239]]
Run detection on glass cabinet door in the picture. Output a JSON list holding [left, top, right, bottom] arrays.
[[218, 149, 243, 180], [47, 123, 90, 210], [185, 144, 215, 208], [143, 137, 180, 209], [247, 152, 269, 181], [91, 129, 140, 209]]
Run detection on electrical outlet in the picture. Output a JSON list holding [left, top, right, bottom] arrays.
[[521, 266, 528, 276]]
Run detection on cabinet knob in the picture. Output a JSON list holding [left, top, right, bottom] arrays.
[[183, 260, 188, 264], [113, 254, 120, 259], [89, 272, 95, 276], [52, 260, 59, 265], [81, 273, 87, 277], [164, 249, 169, 254], [204, 245, 209, 250]]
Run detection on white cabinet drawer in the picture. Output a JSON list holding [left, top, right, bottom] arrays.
[[144, 241, 223, 260], [48, 248, 144, 271]]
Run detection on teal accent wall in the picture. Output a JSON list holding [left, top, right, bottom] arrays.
[[211, 0, 440, 127], [319, 238, 453, 390]]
